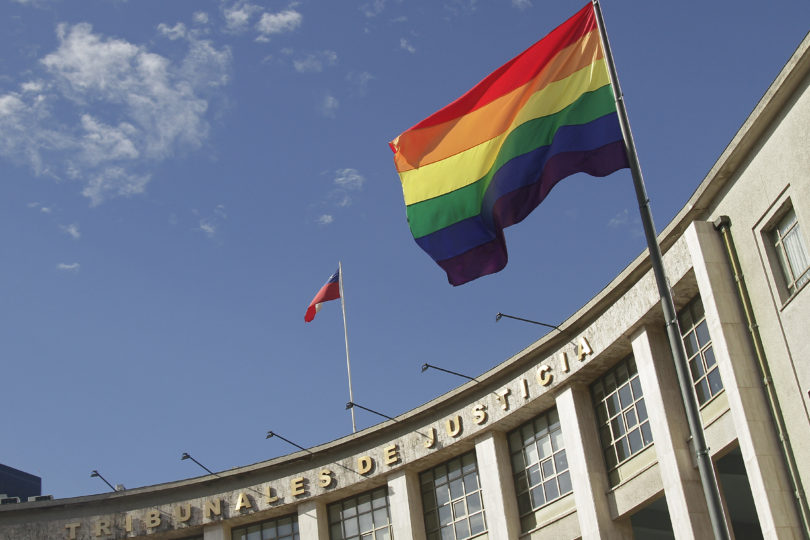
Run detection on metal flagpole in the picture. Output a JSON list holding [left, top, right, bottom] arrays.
[[338, 261, 358, 433], [591, 2, 730, 538]]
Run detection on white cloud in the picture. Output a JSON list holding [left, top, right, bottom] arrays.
[[56, 262, 80, 272], [361, 0, 386, 17], [60, 223, 81, 239], [256, 9, 302, 38], [196, 204, 227, 240], [0, 22, 231, 205], [193, 12, 209, 25], [512, 0, 532, 9], [608, 209, 630, 228], [293, 50, 337, 73], [316, 214, 334, 225], [157, 22, 187, 40], [400, 38, 416, 54], [199, 219, 216, 238], [334, 168, 365, 190], [346, 71, 374, 96], [223, 2, 262, 33], [21, 81, 44, 93], [321, 94, 339, 118], [81, 167, 151, 206]]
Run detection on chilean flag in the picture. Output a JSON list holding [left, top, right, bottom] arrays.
[[305, 268, 341, 322]]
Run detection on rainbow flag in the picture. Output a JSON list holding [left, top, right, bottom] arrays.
[[390, 3, 629, 285]]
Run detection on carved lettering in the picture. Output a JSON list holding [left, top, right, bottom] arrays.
[[264, 485, 280, 504], [494, 388, 511, 411], [537, 364, 553, 386], [174, 503, 192, 522], [559, 351, 570, 373], [147, 510, 161, 529], [319, 469, 335, 488], [384, 445, 400, 466], [65, 523, 81, 540], [205, 499, 222, 519], [446, 415, 462, 437], [424, 427, 436, 448], [520, 378, 530, 399], [473, 404, 487, 425], [577, 337, 593, 361], [235, 492, 252, 511], [291, 477, 308, 496], [357, 456, 374, 475], [94, 519, 111, 537]]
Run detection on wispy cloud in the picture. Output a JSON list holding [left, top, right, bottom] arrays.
[[56, 262, 80, 272], [311, 168, 367, 225], [222, 1, 262, 33], [608, 209, 630, 228], [360, 0, 386, 18], [60, 223, 81, 240], [0, 22, 231, 205], [256, 9, 303, 41], [321, 94, 339, 118], [28, 202, 53, 213], [157, 22, 187, 40], [512, 0, 532, 9], [346, 71, 374, 97], [293, 50, 338, 73], [196, 204, 227, 240], [334, 168, 365, 191], [400, 38, 416, 54], [608, 208, 644, 236]]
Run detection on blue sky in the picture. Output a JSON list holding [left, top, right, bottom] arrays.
[[1, 0, 807, 499]]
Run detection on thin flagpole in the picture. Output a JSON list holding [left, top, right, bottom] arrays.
[[338, 261, 357, 433], [591, 1, 730, 538]]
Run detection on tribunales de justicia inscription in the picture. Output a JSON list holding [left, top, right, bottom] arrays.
[[61, 337, 593, 539]]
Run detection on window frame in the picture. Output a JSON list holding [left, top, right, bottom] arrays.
[[591, 355, 654, 482], [756, 194, 810, 306], [327, 486, 393, 540], [419, 450, 487, 540], [678, 295, 724, 407], [231, 513, 299, 540], [507, 408, 573, 520], [770, 206, 810, 297]]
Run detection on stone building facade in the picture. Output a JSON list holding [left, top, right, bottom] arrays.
[[2, 31, 809, 540]]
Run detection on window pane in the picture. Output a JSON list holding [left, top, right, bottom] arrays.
[[422, 451, 485, 537], [469, 512, 486, 535], [508, 408, 570, 513], [707, 368, 723, 395], [554, 450, 568, 472], [454, 519, 470, 539], [558, 471, 572, 495], [467, 492, 482, 513], [231, 515, 299, 540]]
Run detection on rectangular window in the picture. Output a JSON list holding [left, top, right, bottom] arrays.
[[328, 487, 392, 540], [420, 451, 486, 540], [678, 296, 723, 406], [591, 355, 653, 482], [231, 514, 299, 540], [771, 207, 810, 296], [508, 408, 572, 518]]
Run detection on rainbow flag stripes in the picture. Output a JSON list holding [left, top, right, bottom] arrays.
[[390, 3, 629, 285]]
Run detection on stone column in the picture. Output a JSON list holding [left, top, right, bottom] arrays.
[[686, 221, 802, 538], [388, 470, 426, 540], [556, 385, 633, 539], [203, 522, 227, 540], [298, 500, 328, 540], [631, 324, 713, 538], [474, 431, 521, 539]]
